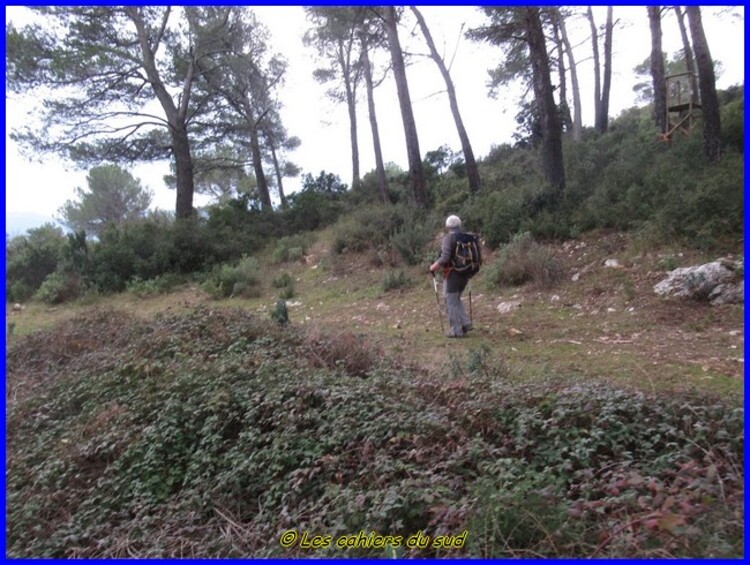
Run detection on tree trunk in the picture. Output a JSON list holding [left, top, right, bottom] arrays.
[[360, 37, 389, 204], [551, 17, 572, 134], [586, 6, 602, 132], [170, 123, 195, 219], [686, 6, 721, 163], [383, 7, 428, 209], [597, 6, 613, 133], [341, 46, 360, 190], [128, 7, 195, 218], [648, 6, 667, 134], [411, 6, 481, 193], [242, 94, 272, 210], [269, 143, 287, 208], [674, 7, 699, 105], [249, 124, 272, 210], [555, 9, 582, 140], [524, 7, 565, 197]]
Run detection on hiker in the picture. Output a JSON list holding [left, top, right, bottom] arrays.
[[429, 215, 474, 338]]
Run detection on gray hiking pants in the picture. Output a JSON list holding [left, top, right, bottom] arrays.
[[444, 278, 471, 337]]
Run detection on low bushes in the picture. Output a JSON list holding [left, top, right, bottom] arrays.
[[6, 308, 743, 558], [486, 232, 563, 288], [201, 255, 261, 299]]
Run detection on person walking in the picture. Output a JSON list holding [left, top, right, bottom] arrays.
[[429, 215, 473, 338]]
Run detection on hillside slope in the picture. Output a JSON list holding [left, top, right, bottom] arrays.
[[6, 230, 744, 558]]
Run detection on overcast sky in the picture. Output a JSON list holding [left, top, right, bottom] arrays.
[[4, 5, 745, 235]]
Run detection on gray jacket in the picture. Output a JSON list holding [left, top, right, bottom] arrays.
[[436, 227, 470, 293], [436, 227, 461, 269]]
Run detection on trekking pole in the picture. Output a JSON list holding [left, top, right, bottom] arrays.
[[431, 272, 445, 334], [468, 282, 473, 325]]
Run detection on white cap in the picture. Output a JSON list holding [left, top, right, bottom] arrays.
[[445, 215, 462, 228]]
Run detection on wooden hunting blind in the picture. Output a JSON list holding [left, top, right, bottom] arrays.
[[662, 72, 701, 140]]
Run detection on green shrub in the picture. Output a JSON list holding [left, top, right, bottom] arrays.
[[6, 223, 67, 299], [126, 273, 186, 297], [271, 272, 295, 299], [487, 232, 563, 288], [720, 86, 743, 153], [381, 269, 410, 292], [34, 271, 84, 304], [459, 192, 526, 248], [287, 247, 304, 262], [281, 175, 346, 233], [201, 256, 260, 299], [271, 272, 293, 289], [8, 281, 34, 303], [272, 234, 312, 264], [278, 284, 295, 300], [389, 212, 437, 266], [331, 205, 399, 254]]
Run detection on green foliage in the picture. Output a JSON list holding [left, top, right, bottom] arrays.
[[272, 234, 312, 264], [205, 196, 276, 262], [281, 172, 347, 232], [650, 152, 744, 249], [272, 299, 290, 325], [468, 469, 571, 556], [201, 255, 260, 299], [330, 204, 432, 264], [126, 273, 186, 297], [6, 308, 743, 557], [10, 87, 740, 303], [6, 223, 67, 301], [271, 272, 293, 289], [487, 232, 563, 288], [57, 165, 152, 237], [381, 269, 410, 293], [331, 204, 406, 255], [388, 212, 437, 266], [34, 271, 84, 304], [431, 96, 742, 253], [720, 87, 743, 153], [271, 272, 295, 299]]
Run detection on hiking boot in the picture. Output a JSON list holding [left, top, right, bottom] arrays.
[[462, 324, 473, 334]]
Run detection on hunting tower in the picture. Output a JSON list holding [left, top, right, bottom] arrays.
[[662, 72, 701, 140]]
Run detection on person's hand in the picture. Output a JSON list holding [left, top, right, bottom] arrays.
[[429, 262, 439, 273]]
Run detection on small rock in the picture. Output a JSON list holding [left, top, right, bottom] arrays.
[[605, 258, 621, 268]]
